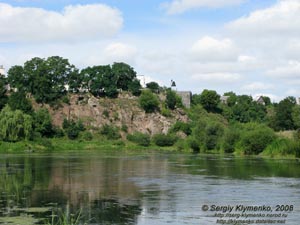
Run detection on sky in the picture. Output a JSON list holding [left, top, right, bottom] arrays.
[[0, 0, 299, 102]]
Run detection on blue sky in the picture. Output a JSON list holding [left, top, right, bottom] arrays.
[[1, 0, 299, 101]]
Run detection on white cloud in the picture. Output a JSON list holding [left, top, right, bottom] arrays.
[[0, 3, 123, 42], [227, 0, 300, 39], [189, 36, 239, 62], [191, 72, 241, 83], [242, 82, 274, 91], [103, 43, 138, 64], [162, 0, 243, 15], [266, 61, 300, 79]]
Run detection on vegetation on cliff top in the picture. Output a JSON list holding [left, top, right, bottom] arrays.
[[0, 56, 300, 158]]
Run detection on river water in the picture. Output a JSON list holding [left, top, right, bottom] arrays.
[[0, 152, 299, 225]]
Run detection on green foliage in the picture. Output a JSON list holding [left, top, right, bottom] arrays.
[[102, 110, 110, 118], [221, 94, 267, 123], [62, 95, 70, 105], [127, 132, 151, 146], [165, 89, 177, 110], [239, 123, 276, 155], [80, 131, 93, 141], [8, 91, 33, 114], [0, 106, 33, 142], [222, 127, 240, 153], [199, 89, 220, 112], [264, 138, 300, 157], [112, 62, 137, 91], [139, 90, 160, 113], [161, 105, 172, 117], [272, 97, 296, 131], [100, 124, 121, 140], [8, 57, 78, 104], [128, 79, 142, 96], [121, 124, 128, 132], [146, 82, 160, 93], [292, 105, 300, 129], [0, 76, 8, 110], [170, 121, 192, 135], [33, 108, 54, 138], [62, 119, 85, 140], [152, 133, 177, 146]]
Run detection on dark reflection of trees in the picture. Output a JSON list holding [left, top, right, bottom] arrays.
[[0, 156, 53, 216], [179, 155, 300, 179], [86, 198, 141, 225]]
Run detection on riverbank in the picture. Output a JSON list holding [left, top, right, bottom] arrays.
[[0, 138, 298, 160]]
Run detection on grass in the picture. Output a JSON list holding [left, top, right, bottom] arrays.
[[44, 208, 83, 225]]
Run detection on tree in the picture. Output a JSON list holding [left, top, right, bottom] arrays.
[[7, 65, 26, 91], [81, 65, 118, 98], [273, 97, 296, 131], [139, 90, 160, 113], [33, 108, 53, 137], [128, 79, 142, 96], [199, 89, 220, 112], [146, 82, 160, 93], [112, 62, 137, 91], [8, 90, 33, 114], [0, 76, 7, 110], [165, 89, 177, 110], [0, 106, 33, 141], [292, 105, 300, 129], [223, 91, 237, 107], [8, 56, 78, 103]]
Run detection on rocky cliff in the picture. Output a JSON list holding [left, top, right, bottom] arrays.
[[35, 93, 189, 136]]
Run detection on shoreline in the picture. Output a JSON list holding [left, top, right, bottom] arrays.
[[0, 138, 298, 160]]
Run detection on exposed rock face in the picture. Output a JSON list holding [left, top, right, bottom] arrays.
[[41, 93, 188, 135]]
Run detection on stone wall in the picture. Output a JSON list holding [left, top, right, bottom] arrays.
[[176, 91, 192, 108]]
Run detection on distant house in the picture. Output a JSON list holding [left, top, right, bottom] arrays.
[[296, 97, 300, 105], [0, 65, 5, 76], [220, 96, 230, 104], [255, 96, 265, 105]]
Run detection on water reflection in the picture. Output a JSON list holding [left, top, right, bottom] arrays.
[[0, 153, 299, 225]]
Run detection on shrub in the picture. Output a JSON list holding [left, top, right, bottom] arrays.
[[170, 121, 192, 135], [152, 133, 177, 147], [241, 127, 275, 155], [81, 131, 93, 141], [63, 119, 86, 140], [222, 128, 240, 153], [204, 122, 224, 150], [166, 89, 177, 110], [127, 132, 151, 146], [121, 124, 128, 132], [139, 90, 160, 113], [188, 137, 200, 153], [100, 124, 121, 140]]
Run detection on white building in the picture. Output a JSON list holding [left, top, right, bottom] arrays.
[[0, 65, 5, 76]]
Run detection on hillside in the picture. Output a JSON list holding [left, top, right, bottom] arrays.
[[33, 92, 189, 136]]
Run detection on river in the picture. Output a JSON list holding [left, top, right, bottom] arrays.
[[0, 152, 299, 225]]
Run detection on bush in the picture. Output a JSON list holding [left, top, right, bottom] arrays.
[[63, 119, 86, 140], [170, 121, 192, 135], [188, 137, 200, 153], [139, 90, 160, 113], [222, 128, 240, 153], [127, 132, 151, 146], [241, 127, 275, 155], [81, 131, 93, 141], [152, 133, 177, 147], [166, 89, 177, 110], [100, 124, 121, 140]]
